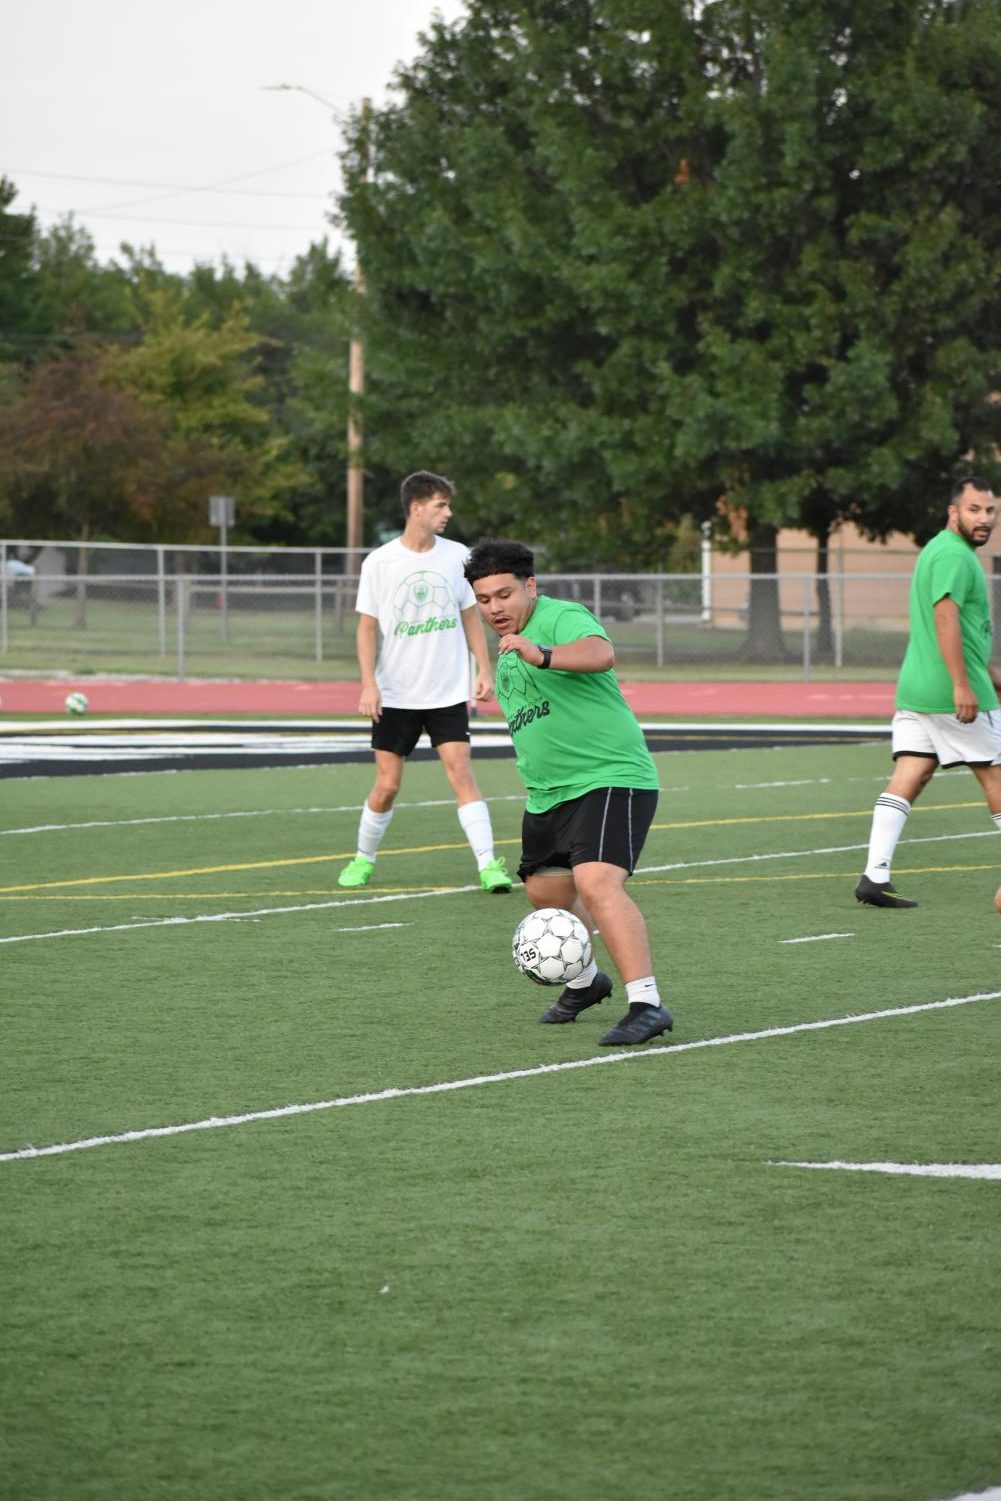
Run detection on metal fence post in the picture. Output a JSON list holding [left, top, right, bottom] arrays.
[[157, 546, 167, 657], [802, 575, 812, 682], [176, 572, 186, 680], [314, 550, 323, 663], [0, 543, 7, 655], [655, 576, 665, 668]]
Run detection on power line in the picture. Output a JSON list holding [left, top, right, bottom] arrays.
[[32, 206, 329, 231], [57, 148, 340, 217], [8, 168, 330, 202]]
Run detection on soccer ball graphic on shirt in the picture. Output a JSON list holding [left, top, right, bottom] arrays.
[[512, 907, 592, 986], [393, 570, 456, 628]]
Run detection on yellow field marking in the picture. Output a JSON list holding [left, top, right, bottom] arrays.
[[0, 799, 984, 896], [0, 888, 441, 901]]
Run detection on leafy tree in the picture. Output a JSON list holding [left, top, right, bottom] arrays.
[[0, 349, 173, 622], [106, 287, 306, 541], [340, 0, 1001, 654], [0, 178, 38, 363]]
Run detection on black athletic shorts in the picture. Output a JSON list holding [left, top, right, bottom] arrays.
[[371, 701, 470, 757], [518, 786, 659, 881]]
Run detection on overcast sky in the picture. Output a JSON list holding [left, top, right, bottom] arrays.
[[2, 0, 467, 275]]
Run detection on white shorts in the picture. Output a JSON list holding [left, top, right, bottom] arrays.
[[891, 708, 1001, 768]]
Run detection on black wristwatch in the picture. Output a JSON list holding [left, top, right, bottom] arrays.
[[537, 646, 553, 670]]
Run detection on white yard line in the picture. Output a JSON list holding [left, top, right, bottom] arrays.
[[3, 989, 999, 1164], [3, 824, 997, 945], [933, 1489, 1001, 1500], [779, 933, 855, 944], [1, 795, 525, 837], [0, 889, 465, 944], [773, 1161, 1001, 1180]]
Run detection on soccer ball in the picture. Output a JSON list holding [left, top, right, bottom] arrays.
[[512, 907, 592, 987], [65, 692, 89, 716]]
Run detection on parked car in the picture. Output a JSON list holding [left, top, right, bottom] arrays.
[[542, 575, 638, 622], [4, 557, 36, 608]]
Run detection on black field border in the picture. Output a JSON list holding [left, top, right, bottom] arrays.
[[0, 720, 889, 779]]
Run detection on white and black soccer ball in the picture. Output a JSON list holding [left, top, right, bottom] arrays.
[[512, 907, 592, 987]]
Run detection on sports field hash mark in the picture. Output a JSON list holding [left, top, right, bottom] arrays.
[[772, 1161, 1001, 1181]]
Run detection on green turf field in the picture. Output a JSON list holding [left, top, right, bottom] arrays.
[[1, 742, 999, 1501]]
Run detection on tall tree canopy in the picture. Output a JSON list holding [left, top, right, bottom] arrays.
[[340, 0, 1001, 589]]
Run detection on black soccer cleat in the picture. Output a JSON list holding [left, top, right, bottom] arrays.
[[854, 874, 918, 909], [598, 1002, 674, 1048], [538, 970, 613, 1024]]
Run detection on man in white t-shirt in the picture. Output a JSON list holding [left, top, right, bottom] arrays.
[[337, 470, 512, 893]]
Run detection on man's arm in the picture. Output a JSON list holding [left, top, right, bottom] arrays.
[[932, 596, 977, 722], [356, 612, 381, 720], [460, 604, 495, 701], [497, 633, 615, 673]]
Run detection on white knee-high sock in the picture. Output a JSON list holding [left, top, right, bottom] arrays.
[[457, 799, 495, 870], [357, 802, 393, 862], [864, 793, 910, 882]]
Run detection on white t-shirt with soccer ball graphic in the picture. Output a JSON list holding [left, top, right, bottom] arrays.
[[355, 536, 476, 709]]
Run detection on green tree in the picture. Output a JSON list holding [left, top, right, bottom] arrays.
[[0, 349, 173, 623], [341, 0, 1001, 650], [107, 287, 305, 541], [0, 178, 38, 363]]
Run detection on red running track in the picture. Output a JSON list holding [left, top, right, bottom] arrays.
[[0, 678, 896, 718]]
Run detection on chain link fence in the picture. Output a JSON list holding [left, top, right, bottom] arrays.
[[3, 538, 995, 681]]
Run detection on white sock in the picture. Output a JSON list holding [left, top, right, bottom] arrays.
[[566, 960, 598, 990], [864, 794, 910, 882], [457, 799, 495, 870], [357, 802, 393, 862], [626, 977, 661, 1009], [993, 813, 1001, 833]]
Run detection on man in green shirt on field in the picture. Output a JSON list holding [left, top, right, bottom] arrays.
[[464, 539, 673, 1047], [856, 476, 1001, 909]]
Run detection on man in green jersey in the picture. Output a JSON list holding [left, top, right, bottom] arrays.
[[856, 477, 1001, 908], [464, 539, 673, 1047]]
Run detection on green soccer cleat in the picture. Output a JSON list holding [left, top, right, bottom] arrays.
[[338, 856, 375, 889], [479, 857, 513, 894]]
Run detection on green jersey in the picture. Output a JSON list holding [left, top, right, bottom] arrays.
[[896, 528, 998, 713], [493, 594, 659, 813]]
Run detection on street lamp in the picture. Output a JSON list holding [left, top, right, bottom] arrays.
[[263, 83, 368, 566]]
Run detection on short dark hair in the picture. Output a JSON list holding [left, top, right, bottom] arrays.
[[950, 474, 992, 502], [464, 538, 535, 585], [400, 470, 454, 520]]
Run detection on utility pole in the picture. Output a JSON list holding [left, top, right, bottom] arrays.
[[263, 83, 368, 569]]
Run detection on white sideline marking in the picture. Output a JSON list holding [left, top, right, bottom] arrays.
[[773, 1161, 1001, 1181], [935, 1489, 1001, 1501], [3, 989, 999, 1164], [643, 826, 999, 877], [0, 889, 466, 944], [1, 795, 525, 837], [4, 825, 997, 948], [779, 933, 854, 944]]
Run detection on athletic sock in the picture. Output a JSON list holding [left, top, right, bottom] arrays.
[[566, 960, 598, 990], [357, 802, 393, 862], [457, 799, 496, 870], [625, 977, 661, 1009], [864, 793, 911, 883], [993, 813, 1001, 833]]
